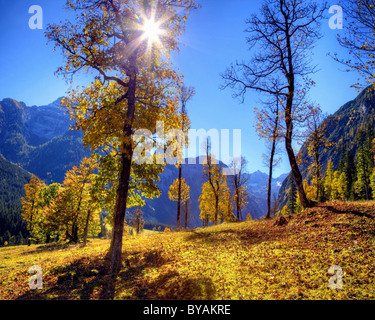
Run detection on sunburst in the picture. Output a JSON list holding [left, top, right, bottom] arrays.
[[141, 17, 164, 45]]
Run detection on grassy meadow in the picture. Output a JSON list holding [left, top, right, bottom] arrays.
[[1, 201, 375, 300]]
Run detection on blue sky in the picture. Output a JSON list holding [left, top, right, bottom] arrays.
[[0, 0, 360, 176]]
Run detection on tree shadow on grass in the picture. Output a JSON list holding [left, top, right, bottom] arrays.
[[133, 270, 216, 300], [15, 249, 169, 300], [184, 224, 287, 247], [320, 204, 374, 219], [20, 241, 96, 256], [20, 242, 75, 256], [16, 246, 217, 300]]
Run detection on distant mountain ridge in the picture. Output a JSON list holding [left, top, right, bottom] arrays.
[[0, 97, 89, 183], [0, 96, 286, 229], [141, 162, 288, 227]]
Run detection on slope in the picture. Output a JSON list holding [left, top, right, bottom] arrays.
[[0, 153, 32, 240], [1, 200, 374, 300]]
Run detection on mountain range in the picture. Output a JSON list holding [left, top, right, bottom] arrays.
[[0, 97, 90, 184], [0, 97, 287, 232], [141, 162, 287, 227]]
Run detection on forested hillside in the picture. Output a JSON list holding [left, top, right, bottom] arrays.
[[0, 153, 31, 245], [278, 86, 375, 208]]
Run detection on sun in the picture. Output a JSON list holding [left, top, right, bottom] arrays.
[[141, 18, 164, 44]]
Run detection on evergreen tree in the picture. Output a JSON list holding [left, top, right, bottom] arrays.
[[324, 159, 334, 201], [338, 149, 356, 201], [354, 145, 372, 200], [331, 171, 341, 200], [371, 168, 375, 200]]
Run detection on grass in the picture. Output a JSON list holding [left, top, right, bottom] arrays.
[[1, 201, 375, 300]]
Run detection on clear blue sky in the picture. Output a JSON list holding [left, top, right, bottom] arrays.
[[0, 0, 360, 177]]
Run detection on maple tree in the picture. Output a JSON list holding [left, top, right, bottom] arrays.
[[168, 177, 190, 225], [199, 141, 234, 225], [287, 174, 297, 215], [44, 157, 100, 244], [21, 175, 47, 245], [222, 0, 327, 209], [46, 0, 199, 274]]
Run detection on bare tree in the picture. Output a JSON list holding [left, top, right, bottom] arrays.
[[332, 0, 375, 91], [222, 0, 327, 209], [176, 85, 195, 230], [230, 156, 249, 221], [256, 93, 283, 219]]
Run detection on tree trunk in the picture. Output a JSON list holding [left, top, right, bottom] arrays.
[[214, 194, 219, 225], [82, 209, 91, 247], [266, 100, 279, 219], [234, 175, 240, 221], [109, 57, 137, 275], [177, 164, 182, 230], [314, 148, 321, 201], [68, 223, 79, 243], [184, 201, 188, 230], [109, 131, 134, 275], [285, 121, 310, 209], [236, 194, 240, 221], [284, 22, 311, 210], [266, 149, 275, 219]]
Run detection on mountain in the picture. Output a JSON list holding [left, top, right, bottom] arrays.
[[277, 86, 375, 207], [246, 170, 288, 198], [0, 96, 287, 231], [0, 153, 32, 239], [140, 161, 287, 227], [0, 97, 89, 183]]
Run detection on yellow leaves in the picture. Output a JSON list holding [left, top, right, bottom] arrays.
[[168, 178, 190, 203], [4, 200, 375, 300]]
